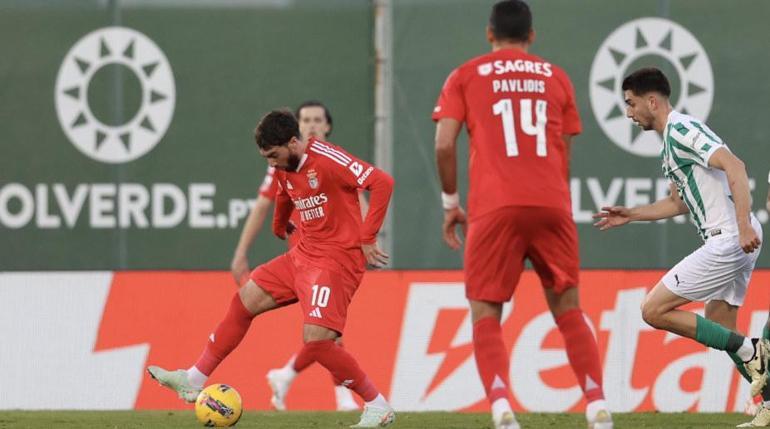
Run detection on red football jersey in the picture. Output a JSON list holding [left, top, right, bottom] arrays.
[[272, 138, 394, 274], [433, 48, 581, 220], [259, 166, 301, 248]]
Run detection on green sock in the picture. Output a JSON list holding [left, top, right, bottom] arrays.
[[729, 352, 752, 382], [695, 314, 744, 352]]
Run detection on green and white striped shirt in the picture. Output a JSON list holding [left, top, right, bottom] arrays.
[[661, 110, 736, 241]]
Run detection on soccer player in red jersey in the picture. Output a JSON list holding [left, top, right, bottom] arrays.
[[230, 101, 336, 283], [432, 2, 611, 428], [149, 110, 395, 428], [230, 101, 364, 411]]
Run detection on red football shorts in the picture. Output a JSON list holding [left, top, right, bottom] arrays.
[[464, 206, 579, 302], [249, 250, 363, 333]]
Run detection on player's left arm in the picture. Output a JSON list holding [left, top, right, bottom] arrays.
[[708, 148, 760, 253], [357, 191, 369, 220], [435, 118, 467, 250], [329, 146, 394, 267]]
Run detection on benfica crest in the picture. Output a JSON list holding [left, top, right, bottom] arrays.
[[307, 169, 319, 189]]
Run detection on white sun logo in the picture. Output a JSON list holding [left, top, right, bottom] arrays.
[[589, 17, 714, 157], [54, 27, 175, 164]]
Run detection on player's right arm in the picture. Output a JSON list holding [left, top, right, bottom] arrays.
[[272, 179, 295, 240], [433, 67, 467, 251], [231, 194, 272, 285], [230, 167, 278, 285], [435, 117, 467, 250], [593, 182, 688, 230]]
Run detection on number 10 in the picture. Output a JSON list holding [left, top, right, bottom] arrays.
[[492, 98, 548, 157]]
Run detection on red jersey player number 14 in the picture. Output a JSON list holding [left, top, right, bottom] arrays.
[[433, 51, 582, 220]]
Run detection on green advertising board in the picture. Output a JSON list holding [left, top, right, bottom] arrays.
[[0, 0, 374, 269], [390, 0, 770, 269], [1, 0, 768, 270]]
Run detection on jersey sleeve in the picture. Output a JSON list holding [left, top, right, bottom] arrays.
[[668, 121, 723, 167], [311, 142, 394, 244], [558, 70, 582, 136], [258, 166, 278, 200], [271, 176, 294, 240], [432, 68, 466, 122]]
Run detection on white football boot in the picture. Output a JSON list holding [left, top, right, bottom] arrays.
[[147, 366, 201, 403], [587, 399, 613, 429], [493, 411, 521, 429], [745, 339, 770, 397], [265, 367, 296, 411], [738, 403, 770, 427], [350, 404, 395, 428]]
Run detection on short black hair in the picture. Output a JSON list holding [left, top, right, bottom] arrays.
[[621, 67, 671, 97], [254, 110, 300, 149], [489, 0, 532, 43], [295, 100, 333, 136]]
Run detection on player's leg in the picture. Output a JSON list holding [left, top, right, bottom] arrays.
[[642, 282, 736, 341], [647, 236, 768, 396], [148, 280, 281, 402], [291, 263, 393, 428], [543, 287, 610, 428], [744, 313, 770, 427], [530, 207, 610, 429], [705, 301, 770, 427], [641, 282, 767, 395], [470, 299, 519, 429], [267, 336, 358, 411], [299, 325, 392, 427], [706, 300, 752, 378], [149, 253, 296, 403], [465, 207, 522, 429], [331, 338, 360, 411]]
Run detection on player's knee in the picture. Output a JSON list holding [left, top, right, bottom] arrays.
[[469, 300, 503, 323], [640, 301, 664, 329], [238, 281, 277, 315], [545, 286, 579, 317], [303, 324, 339, 343]]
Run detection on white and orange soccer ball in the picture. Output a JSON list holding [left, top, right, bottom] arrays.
[[194, 384, 243, 427]]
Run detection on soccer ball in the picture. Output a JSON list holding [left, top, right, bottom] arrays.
[[194, 384, 243, 427]]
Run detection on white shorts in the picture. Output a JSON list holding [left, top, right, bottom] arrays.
[[661, 217, 762, 306]]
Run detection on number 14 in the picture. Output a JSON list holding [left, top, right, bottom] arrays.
[[492, 98, 548, 157]]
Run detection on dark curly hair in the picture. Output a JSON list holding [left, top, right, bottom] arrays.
[[254, 110, 301, 149]]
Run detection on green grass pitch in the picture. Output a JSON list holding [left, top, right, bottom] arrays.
[[0, 411, 753, 428]]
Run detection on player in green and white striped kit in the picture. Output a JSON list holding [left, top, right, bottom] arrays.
[[593, 68, 767, 425], [743, 174, 770, 427]]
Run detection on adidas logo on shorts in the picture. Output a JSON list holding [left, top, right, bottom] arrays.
[[308, 307, 323, 319]]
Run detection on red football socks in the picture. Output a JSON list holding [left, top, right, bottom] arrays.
[[473, 317, 512, 404], [293, 348, 314, 373], [294, 342, 345, 385], [193, 294, 255, 376], [555, 309, 605, 402], [300, 339, 379, 401]]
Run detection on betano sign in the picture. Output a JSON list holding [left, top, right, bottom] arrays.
[[1, 270, 767, 411]]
